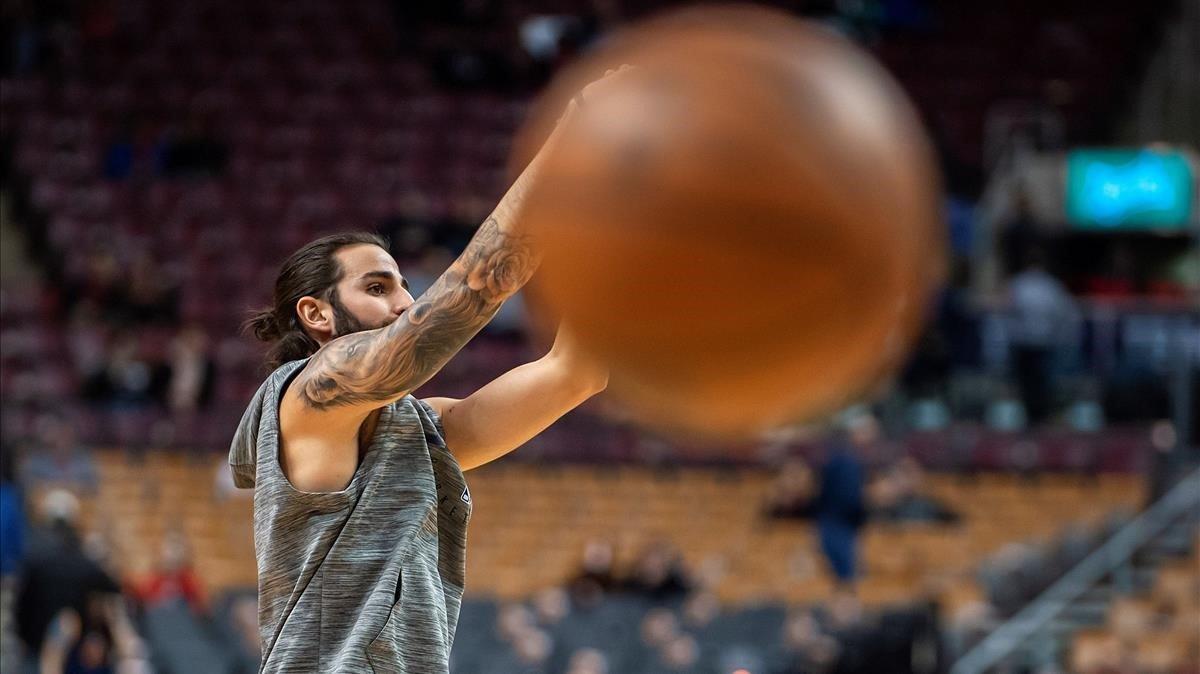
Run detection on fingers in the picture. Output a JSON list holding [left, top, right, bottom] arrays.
[[555, 64, 636, 128], [580, 64, 633, 103]]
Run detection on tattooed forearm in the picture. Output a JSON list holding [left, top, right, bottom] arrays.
[[297, 216, 538, 409]]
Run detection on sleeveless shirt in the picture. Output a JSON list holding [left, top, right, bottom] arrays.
[[227, 359, 472, 673]]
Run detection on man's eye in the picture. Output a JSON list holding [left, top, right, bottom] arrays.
[[368, 284, 386, 295]]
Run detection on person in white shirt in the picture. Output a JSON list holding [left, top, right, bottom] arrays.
[[1007, 248, 1080, 423]]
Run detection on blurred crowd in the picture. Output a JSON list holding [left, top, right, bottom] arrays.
[[468, 536, 940, 674], [3, 0, 1195, 455], [2, 0, 1196, 672], [0, 454, 247, 674], [0, 478, 153, 674]]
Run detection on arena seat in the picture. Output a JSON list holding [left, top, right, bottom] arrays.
[[70, 450, 1145, 610]]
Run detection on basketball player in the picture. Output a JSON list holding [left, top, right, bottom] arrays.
[[227, 83, 612, 672]]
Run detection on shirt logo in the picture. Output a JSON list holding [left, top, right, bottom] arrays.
[[461, 486, 471, 504]]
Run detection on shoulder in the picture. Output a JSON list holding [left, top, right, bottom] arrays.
[[406, 396, 447, 448], [271, 359, 312, 393]]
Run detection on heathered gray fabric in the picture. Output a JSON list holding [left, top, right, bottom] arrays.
[[228, 359, 472, 673]]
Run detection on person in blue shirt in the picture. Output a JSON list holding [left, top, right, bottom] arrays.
[[0, 443, 23, 578], [814, 413, 873, 587]]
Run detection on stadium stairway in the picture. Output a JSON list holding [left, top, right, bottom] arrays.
[[1040, 509, 1198, 671], [954, 469, 1200, 673]]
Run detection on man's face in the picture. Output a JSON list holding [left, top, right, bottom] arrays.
[[328, 244, 415, 338]]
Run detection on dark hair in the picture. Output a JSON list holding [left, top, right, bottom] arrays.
[[245, 232, 388, 370]]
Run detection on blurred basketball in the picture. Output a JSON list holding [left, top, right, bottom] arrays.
[[513, 5, 945, 438]]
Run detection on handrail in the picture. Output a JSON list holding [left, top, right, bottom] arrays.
[[951, 466, 1200, 674]]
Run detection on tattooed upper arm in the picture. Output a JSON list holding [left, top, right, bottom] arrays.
[[294, 217, 537, 412]]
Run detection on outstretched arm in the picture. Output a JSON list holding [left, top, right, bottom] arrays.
[[287, 67, 631, 426], [425, 326, 608, 471], [288, 169, 542, 424], [274, 70, 634, 492]]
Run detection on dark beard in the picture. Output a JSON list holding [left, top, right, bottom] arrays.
[[329, 289, 387, 338]]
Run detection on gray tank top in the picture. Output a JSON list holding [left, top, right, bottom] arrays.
[[228, 359, 471, 673]]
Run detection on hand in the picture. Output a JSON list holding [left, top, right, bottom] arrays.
[[510, 65, 639, 209], [548, 64, 638, 143]]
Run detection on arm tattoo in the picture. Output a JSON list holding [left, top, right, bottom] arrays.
[[297, 216, 537, 409]]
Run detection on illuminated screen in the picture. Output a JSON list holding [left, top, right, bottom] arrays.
[[1065, 149, 1193, 230]]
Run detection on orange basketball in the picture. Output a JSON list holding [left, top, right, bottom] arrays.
[[513, 6, 945, 438]]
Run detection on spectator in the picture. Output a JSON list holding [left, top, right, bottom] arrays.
[[813, 413, 871, 589], [1007, 247, 1079, 423], [658, 633, 700, 672], [1000, 193, 1040, 273], [640, 608, 680, 650], [48, 609, 115, 674], [70, 249, 125, 311], [825, 589, 865, 632], [496, 602, 536, 645], [510, 629, 553, 673], [384, 217, 434, 267], [939, 258, 982, 371], [431, 44, 514, 91], [121, 252, 179, 325], [161, 114, 228, 178], [565, 647, 608, 674], [491, 603, 552, 674], [82, 530, 119, 580], [128, 531, 207, 615], [0, 444, 24, 674], [66, 301, 113, 385], [831, 602, 942, 674], [622, 540, 691, 602], [870, 457, 961, 525], [19, 414, 98, 494], [681, 591, 719, 630], [1083, 244, 1138, 299], [36, 595, 149, 674], [774, 609, 839, 674], [693, 554, 729, 591], [101, 118, 137, 180], [81, 333, 164, 411], [943, 597, 999, 660], [0, 444, 23, 577], [381, 191, 461, 262], [99, 116, 157, 183], [164, 326, 216, 413], [531, 586, 569, 628], [568, 538, 618, 608], [765, 457, 816, 519], [15, 490, 121, 666], [4, 3, 43, 76]]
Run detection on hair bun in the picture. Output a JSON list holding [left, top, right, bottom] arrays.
[[246, 309, 281, 342]]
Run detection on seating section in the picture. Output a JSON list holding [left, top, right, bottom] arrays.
[[2, 2, 1182, 672], [878, 0, 1168, 167], [1069, 548, 1200, 674], [54, 451, 1143, 609], [0, 0, 1172, 453]]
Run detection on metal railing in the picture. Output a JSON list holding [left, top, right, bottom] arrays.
[[951, 466, 1200, 674]]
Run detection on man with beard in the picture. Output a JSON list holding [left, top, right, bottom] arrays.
[[229, 90, 610, 672]]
